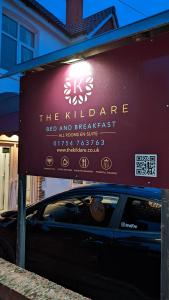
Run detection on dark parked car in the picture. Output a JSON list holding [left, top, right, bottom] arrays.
[[0, 184, 161, 300]]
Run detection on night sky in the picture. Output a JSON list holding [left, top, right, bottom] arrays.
[[36, 0, 169, 26]]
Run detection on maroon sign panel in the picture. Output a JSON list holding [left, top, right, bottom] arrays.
[[20, 32, 169, 188]]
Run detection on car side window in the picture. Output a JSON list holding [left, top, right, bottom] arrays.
[[120, 197, 161, 232], [43, 200, 79, 223], [78, 195, 119, 226], [43, 195, 119, 227]]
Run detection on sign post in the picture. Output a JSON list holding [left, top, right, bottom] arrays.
[[161, 190, 169, 300], [16, 174, 26, 268]]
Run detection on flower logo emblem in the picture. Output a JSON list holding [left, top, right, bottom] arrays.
[[64, 75, 94, 105]]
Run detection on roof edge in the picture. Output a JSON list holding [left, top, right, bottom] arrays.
[[87, 13, 116, 38], [20, 0, 69, 35], [1, 9, 169, 79]]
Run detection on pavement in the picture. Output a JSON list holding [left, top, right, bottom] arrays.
[[0, 258, 90, 300]]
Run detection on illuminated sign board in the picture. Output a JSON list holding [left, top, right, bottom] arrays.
[[19, 32, 169, 188]]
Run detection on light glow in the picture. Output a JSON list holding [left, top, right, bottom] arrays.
[[68, 61, 92, 78]]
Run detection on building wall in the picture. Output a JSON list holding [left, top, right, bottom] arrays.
[[0, 0, 70, 87], [0, 0, 72, 209], [44, 178, 71, 198]]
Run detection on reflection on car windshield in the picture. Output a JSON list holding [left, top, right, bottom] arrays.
[[43, 195, 119, 227]]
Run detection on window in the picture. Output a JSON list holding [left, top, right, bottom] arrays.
[[21, 46, 33, 62], [120, 197, 161, 232], [43, 195, 119, 227], [1, 14, 36, 70]]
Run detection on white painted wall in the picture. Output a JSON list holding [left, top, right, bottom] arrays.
[[0, 0, 70, 93], [3, 0, 70, 55], [44, 178, 72, 198], [0, 0, 72, 200], [0, 75, 20, 93]]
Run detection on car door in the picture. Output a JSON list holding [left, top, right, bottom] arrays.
[[26, 197, 83, 284], [109, 195, 161, 299], [26, 192, 120, 295]]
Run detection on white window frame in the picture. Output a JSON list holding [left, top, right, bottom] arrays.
[[1, 9, 38, 69]]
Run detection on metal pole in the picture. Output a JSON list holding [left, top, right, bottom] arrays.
[[161, 189, 169, 300], [16, 174, 27, 268]]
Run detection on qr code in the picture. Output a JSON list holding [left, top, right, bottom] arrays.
[[135, 154, 157, 177]]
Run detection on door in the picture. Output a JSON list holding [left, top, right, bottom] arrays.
[[0, 147, 10, 211], [26, 193, 120, 297], [113, 196, 161, 299]]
